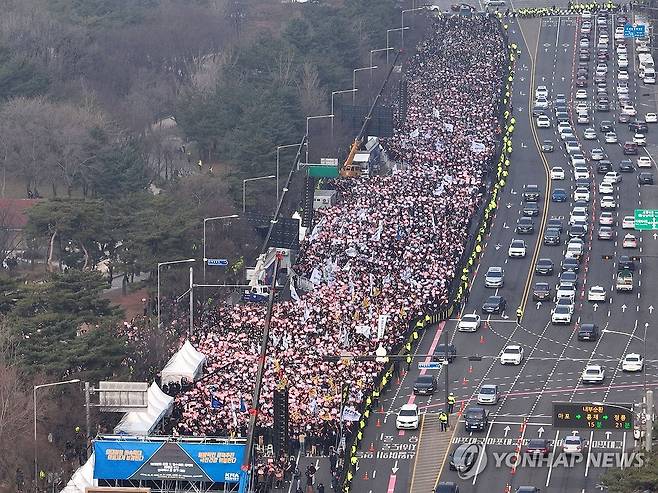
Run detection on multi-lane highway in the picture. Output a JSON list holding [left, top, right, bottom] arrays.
[[346, 7, 658, 493]]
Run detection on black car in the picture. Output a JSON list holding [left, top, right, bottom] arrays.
[[596, 100, 610, 111], [482, 295, 506, 314], [435, 482, 460, 493], [624, 142, 638, 155], [523, 185, 541, 201], [599, 120, 613, 132], [522, 202, 539, 216], [433, 343, 457, 363], [597, 160, 612, 173], [576, 76, 588, 87], [413, 375, 438, 395], [516, 488, 541, 493], [618, 255, 635, 271], [449, 443, 479, 472], [619, 159, 635, 172], [578, 323, 600, 341], [555, 111, 569, 123], [562, 257, 580, 272], [532, 282, 552, 301], [618, 112, 631, 123], [541, 139, 554, 152], [526, 438, 552, 457], [639, 172, 654, 185], [464, 407, 488, 431], [516, 217, 535, 234], [569, 224, 587, 239], [629, 120, 649, 133], [535, 258, 554, 275], [561, 270, 578, 287], [543, 228, 561, 246], [547, 218, 563, 233]]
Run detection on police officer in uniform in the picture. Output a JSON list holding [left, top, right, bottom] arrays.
[[448, 393, 456, 414], [516, 306, 523, 325], [439, 411, 448, 431]]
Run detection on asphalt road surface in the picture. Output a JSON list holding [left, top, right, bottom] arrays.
[[347, 8, 658, 493]]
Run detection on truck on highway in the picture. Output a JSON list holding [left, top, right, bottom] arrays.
[[615, 269, 633, 292]]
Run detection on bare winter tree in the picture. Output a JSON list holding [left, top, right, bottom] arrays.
[[298, 62, 327, 116], [0, 207, 21, 266]]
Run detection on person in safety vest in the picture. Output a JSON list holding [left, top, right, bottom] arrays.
[[439, 411, 448, 431], [448, 393, 456, 413]]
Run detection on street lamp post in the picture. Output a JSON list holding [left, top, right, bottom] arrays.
[[157, 258, 195, 332], [331, 90, 358, 144], [370, 48, 395, 73], [386, 27, 410, 64], [203, 215, 239, 284], [242, 175, 276, 214], [276, 144, 300, 204], [34, 379, 80, 482], [401, 8, 426, 48], [352, 67, 378, 104], [305, 115, 334, 165]]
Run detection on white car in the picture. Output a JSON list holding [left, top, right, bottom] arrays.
[[618, 70, 629, 80], [584, 128, 597, 140], [622, 215, 635, 229], [457, 313, 481, 332], [603, 171, 622, 184], [582, 364, 605, 384], [551, 305, 573, 324], [536, 85, 549, 99], [575, 102, 588, 114], [637, 156, 653, 168], [622, 103, 636, 115], [396, 403, 419, 430], [576, 89, 588, 99], [500, 345, 524, 365], [618, 57, 629, 68], [563, 433, 586, 454], [605, 131, 618, 143], [633, 133, 647, 146], [557, 283, 576, 300], [577, 113, 590, 125], [587, 285, 607, 302], [574, 187, 590, 202], [623, 234, 638, 248], [534, 97, 549, 109], [551, 167, 565, 180], [599, 211, 614, 225], [646, 112, 658, 123], [569, 207, 588, 225], [537, 115, 551, 128], [574, 167, 589, 180], [508, 239, 527, 258], [600, 196, 617, 209], [617, 82, 629, 94], [599, 182, 614, 194], [622, 353, 644, 372], [590, 148, 604, 161]]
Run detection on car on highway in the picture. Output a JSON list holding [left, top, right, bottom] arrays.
[[569, 223, 587, 239], [623, 141, 638, 155], [464, 407, 489, 431], [532, 282, 552, 301], [500, 345, 524, 365], [619, 159, 634, 172], [522, 202, 539, 216], [477, 384, 499, 405], [413, 375, 438, 395], [484, 266, 504, 288], [566, 140, 581, 155], [457, 313, 481, 332], [597, 160, 613, 174], [578, 323, 600, 341], [515, 488, 540, 493], [604, 131, 617, 143], [574, 167, 590, 180], [547, 218, 563, 232], [551, 188, 567, 203], [576, 89, 588, 99], [551, 305, 573, 325], [633, 133, 647, 146], [516, 217, 535, 234], [599, 120, 613, 132], [563, 433, 587, 454], [619, 255, 635, 271], [542, 140, 555, 152], [543, 228, 561, 246], [577, 112, 590, 124], [556, 296, 575, 313], [534, 97, 549, 109], [599, 211, 614, 225], [646, 112, 657, 123], [565, 241, 583, 260], [569, 207, 588, 225], [560, 270, 578, 286], [508, 239, 527, 258], [590, 148, 605, 161], [597, 226, 614, 240], [623, 234, 638, 248], [525, 439, 552, 457], [618, 69, 629, 80], [523, 185, 541, 201], [556, 282, 576, 301], [396, 403, 419, 430], [638, 156, 653, 168], [573, 187, 590, 202], [536, 115, 551, 128], [587, 285, 607, 302], [561, 257, 580, 272], [535, 85, 548, 99], [600, 195, 617, 209], [435, 483, 460, 493], [433, 343, 457, 363], [582, 364, 605, 384], [622, 216, 635, 229], [639, 172, 654, 185], [622, 353, 644, 372], [535, 258, 554, 275], [482, 295, 507, 314], [629, 120, 648, 133], [603, 171, 622, 184], [550, 166, 564, 179], [571, 153, 586, 167], [599, 181, 614, 194]]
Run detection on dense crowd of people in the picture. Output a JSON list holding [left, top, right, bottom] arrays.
[[168, 14, 507, 455]]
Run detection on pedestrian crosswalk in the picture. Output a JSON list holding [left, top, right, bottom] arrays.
[[409, 414, 454, 493]]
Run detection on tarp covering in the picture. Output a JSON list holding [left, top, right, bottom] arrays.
[[60, 453, 96, 493], [113, 382, 173, 436], [160, 340, 207, 385]]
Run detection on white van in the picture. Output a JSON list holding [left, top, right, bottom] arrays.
[[644, 67, 656, 84]]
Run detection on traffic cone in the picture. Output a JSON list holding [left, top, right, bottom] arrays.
[[396, 375, 400, 384], [376, 418, 381, 427], [480, 335, 485, 344], [369, 442, 375, 453], [379, 404, 384, 414], [462, 377, 468, 386], [363, 471, 369, 480], [468, 365, 473, 373]]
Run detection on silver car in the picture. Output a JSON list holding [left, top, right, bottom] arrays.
[[477, 384, 499, 405], [484, 266, 504, 288]]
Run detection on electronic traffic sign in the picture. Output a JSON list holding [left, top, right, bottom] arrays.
[[552, 402, 633, 430]]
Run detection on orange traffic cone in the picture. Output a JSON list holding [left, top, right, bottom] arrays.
[[379, 404, 384, 414], [480, 335, 485, 344], [462, 377, 468, 386], [376, 418, 381, 427], [468, 365, 473, 373], [369, 442, 375, 453], [363, 471, 369, 480]]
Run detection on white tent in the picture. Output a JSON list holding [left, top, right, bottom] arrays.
[[113, 382, 173, 436], [60, 453, 96, 493], [160, 340, 206, 385]]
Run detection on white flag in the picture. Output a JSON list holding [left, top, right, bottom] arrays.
[[410, 128, 420, 139], [310, 267, 322, 285], [341, 406, 361, 422], [470, 141, 486, 153], [355, 325, 371, 338]]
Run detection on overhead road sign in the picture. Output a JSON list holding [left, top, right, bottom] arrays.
[[552, 402, 633, 430], [207, 258, 229, 266], [624, 23, 646, 38], [635, 209, 658, 230]]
